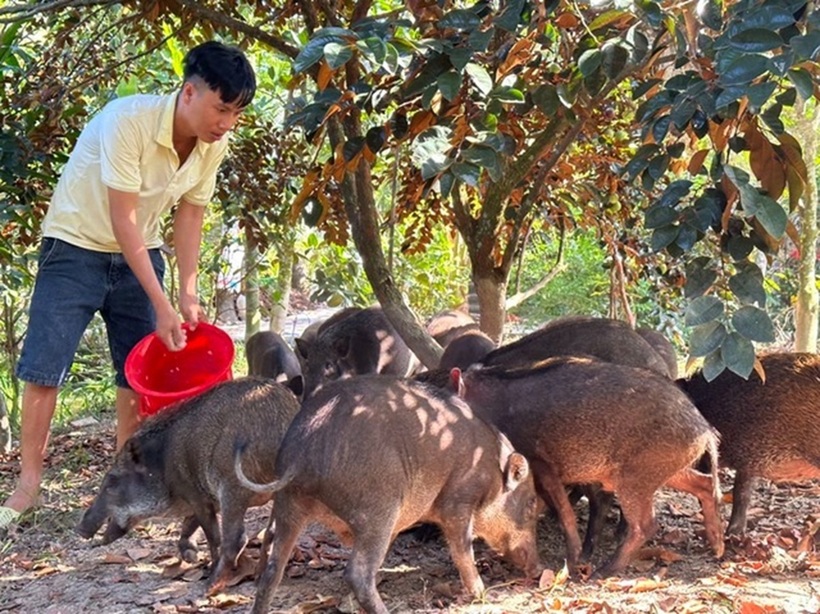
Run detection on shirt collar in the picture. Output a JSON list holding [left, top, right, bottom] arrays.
[[155, 92, 209, 156]]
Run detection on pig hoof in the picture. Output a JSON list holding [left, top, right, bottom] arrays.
[[179, 547, 198, 564]]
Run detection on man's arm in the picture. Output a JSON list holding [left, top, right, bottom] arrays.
[[109, 188, 186, 351], [173, 200, 205, 326]]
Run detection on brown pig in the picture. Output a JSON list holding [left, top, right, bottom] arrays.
[[236, 375, 541, 614], [77, 377, 300, 593], [679, 352, 820, 535], [454, 357, 725, 578], [482, 316, 673, 377]]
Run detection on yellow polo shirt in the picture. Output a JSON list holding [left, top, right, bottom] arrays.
[[43, 93, 229, 252]]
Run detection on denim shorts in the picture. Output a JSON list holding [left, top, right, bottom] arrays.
[[16, 238, 166, 388]]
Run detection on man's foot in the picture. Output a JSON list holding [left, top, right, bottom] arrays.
[[2, 484, 41, 526], [0, 506, 20, 530]]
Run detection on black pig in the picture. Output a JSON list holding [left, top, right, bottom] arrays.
[[245, 330, 302, 385], [680, 352, 820, 534], [236, 375, 541, 614], [482, 316, 673, 377], [295, 307, 419, 397], [455, 357, 725, 577], [77, 377, 300, 593]]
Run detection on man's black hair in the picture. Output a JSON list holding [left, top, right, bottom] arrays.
[[183, 41, 256, 108]]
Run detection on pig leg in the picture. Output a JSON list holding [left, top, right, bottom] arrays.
[[530, 459, 583, 570], [252, 501, 308, 614], [438, 516, 483, 596], [255, 510, 276, 578], [177, 515, 201, 563], [344, 538, 393, 614], [593, 488, 656, 578], [188, 504, 221, 571], [581, 487, 616, 561], [727, 468, 753, 536], [665, 468, 725, 557], [208, 499, 252, 594]]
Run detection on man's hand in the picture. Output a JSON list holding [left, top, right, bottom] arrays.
[[179, 292, 202, 329], [155, 302, 186, 351]]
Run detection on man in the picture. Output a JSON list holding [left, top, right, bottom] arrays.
[[0, 41, 256, 528]]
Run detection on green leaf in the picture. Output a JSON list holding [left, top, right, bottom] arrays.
[[448, 48, 472, 72], [670, 97, 697, 130], [589, 9, 630, 31], [452, 161, 481, 186], [745, 192, 787, 239], [357, 37, 387, 64], [729, 263, 766, 306], [293, 29, 355, 73], [791, 31, 820, 60], [715, 86, 745, 109], [721, 332, 756, 378], [732, 305, 775, 342], [728, 29, 784, 52], [462, 146, 501, 181], [495, 0, 526, 32], [720, 54, 769, 86], [492, 86, 525, 103], [439, 8, 482, 30], [729, 5, 795, 34], [685, 295, 725, 326], [465, 63, 493, 95], [533, 83, 560, 115], [699, 0, 723, 30], [684, 258, 717, 298], [624, 144, 660, 179], [437, 71, 462, 101], [645, 204, 678, 229], [601, 42, 629, 80], [651, 225, 679, 252], [658, 180, 692, 208], [727, 235, 754, 260], [439, 171, 455, 197], [468, 28, 494, 52], [701, 348, 726, 382], [787, 68, 815, 100], [324, 42, 353, 69], [690, 321, 727, 357], [652, 115, 671, 142], [579, 49, 602, 77]]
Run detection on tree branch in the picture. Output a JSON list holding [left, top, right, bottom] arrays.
[[176, 0, 300, 58]]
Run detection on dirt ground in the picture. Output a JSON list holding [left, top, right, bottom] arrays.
[[1, 418, 818, 614]]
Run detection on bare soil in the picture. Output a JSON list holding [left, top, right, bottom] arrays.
[[1, 420, 818, 614]]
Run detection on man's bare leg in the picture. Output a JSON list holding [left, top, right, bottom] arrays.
[[116, 386, 141, 450], [2, 383, 58, 513]]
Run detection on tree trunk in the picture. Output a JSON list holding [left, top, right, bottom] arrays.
[[794, 97, 819, 352], [473, 267, 508, 343], [269, 236, 295, 334], [327, 117, 442, 369], [243, 228, 261, 341]]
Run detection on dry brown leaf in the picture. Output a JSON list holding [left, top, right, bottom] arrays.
[[296, 594, 341, 613], [208, 593, 251, 609], [538, 568, 556, 590], [629, 578, 669, 593], [101, 553, 132, 565], [33, 565, 60, 578], [182, 567, 205, 582], [638, 546, 684, 564], [431, 582, 455, 598], [125, 547, 152, 561], [735, 600, 780, 614]]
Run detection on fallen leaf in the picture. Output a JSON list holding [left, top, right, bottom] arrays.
[[182, 567, 205, 582], [431, 582, 455, 598], [126, 547, 153, 561], [629, 578, 669, 593], [538, 568, 555, 590], [296, 594, 340, 613], [208, 593, 252, 609], [101, 553, 132, 565], [735, 600, 780, 614]]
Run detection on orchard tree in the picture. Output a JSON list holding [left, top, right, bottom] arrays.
[[2, 0, 819, 376]]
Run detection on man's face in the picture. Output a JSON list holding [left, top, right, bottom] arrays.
[[181, 80, 245, 143]]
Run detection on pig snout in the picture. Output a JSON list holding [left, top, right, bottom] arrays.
[[507, 542, 541, 578], [76, 505, 107, 539]]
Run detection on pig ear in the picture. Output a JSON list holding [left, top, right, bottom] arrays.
[[123, 439, 149, 473], [333, 335, 352, 358], [294, 337, 309, 359], [286, 375, 304, 398], [504, 452, 530, 491], [449, 368, 464, 395]]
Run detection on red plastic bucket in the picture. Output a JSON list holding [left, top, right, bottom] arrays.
[[125, 321, 235, 418]]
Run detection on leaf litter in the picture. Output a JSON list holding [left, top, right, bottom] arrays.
[[0, 424, 817, 613]]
